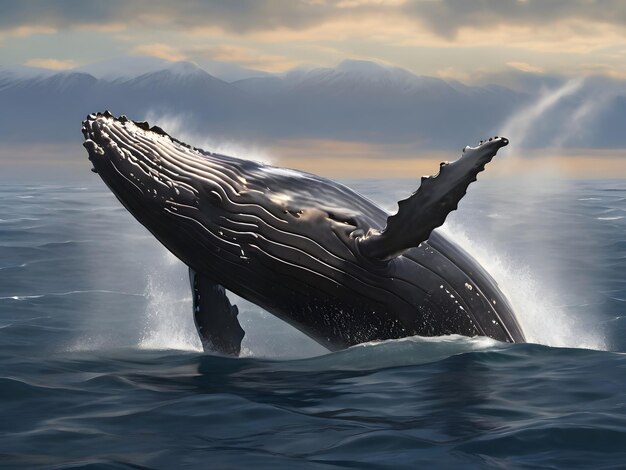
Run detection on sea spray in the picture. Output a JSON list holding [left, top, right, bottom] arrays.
[[470, 78, 607, 349], [499, 78, 584, 149], [440, 222, 606, 350], [143, 110, 274, 164], [552, 85, 618, 148], [137, 246, 324, 357], [138, 249, 202, 351]]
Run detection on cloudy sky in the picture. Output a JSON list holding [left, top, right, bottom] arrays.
[[1, 0, 625, 179], [2, 0, 625, 81]]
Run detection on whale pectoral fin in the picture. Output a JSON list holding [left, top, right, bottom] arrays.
[[189, 269, 245, 356], [358, 137, 509, 261]]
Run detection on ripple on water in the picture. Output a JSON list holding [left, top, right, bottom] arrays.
[[0, 181, 623, 469]]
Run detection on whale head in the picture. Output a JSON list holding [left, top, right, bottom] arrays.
[[81, 111, 250, 271]]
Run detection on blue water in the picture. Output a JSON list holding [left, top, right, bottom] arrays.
[[0, 178, 625, 469]]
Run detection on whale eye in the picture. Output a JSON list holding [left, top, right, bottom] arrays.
[[326, 210, 358, 227]]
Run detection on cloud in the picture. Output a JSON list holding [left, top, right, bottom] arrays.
[[131, 43, 300, 72], [507, 62, 544, 74], [0, 0, 337, 33], [2, 0, 626, 36], [0, 24, 57, 45], [402, 0, 626, 38], [132, 43, 188, 62], [24, 58, 77, 70], [3, 0, 626, 82], [188, 45, 299, 72], [3, 1, 625, 59]]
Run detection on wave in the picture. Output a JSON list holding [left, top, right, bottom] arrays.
[[267, 334, 504, 371], [0, 290, 144, 301], [0, 217, 41, 223]]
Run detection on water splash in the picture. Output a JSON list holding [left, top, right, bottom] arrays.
[[134, 247, 324, 357], [143, 110, 274, 164], [277, 334, 503, 372], [138, 250, 202, 352], [440, 223, 606, 351], [482, 78, 608, 350]]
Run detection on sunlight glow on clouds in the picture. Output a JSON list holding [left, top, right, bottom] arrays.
[[188, 44, 298, 72], [24, 58, 77, 70], [0, 0, 624, 175], [132, 44, 188, 62], [0, 0, 624, 80], [507, 62, 544, 74]]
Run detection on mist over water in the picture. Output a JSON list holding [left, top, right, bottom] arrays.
[[456, 79, 608, 350], [499, 79, 585, 150]]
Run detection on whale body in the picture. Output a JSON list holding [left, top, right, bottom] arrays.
[[82, 111, 525, 355]]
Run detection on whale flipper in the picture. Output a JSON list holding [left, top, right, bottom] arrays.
[[189, 269, 245, 356], [358, 137, 509, 261]]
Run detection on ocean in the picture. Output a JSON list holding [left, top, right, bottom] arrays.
[[0, 176, 624, 469]]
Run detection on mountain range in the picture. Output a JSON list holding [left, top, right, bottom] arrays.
[[1, 57, 625, 151]]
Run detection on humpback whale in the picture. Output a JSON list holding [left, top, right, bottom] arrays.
[[82, 111, 525, 355]]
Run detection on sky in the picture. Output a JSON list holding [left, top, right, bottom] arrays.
[[0, 0, 625, 179], [1, 0, 625, 81]]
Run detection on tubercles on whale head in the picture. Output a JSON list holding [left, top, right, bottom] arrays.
[[81, 111, 235, 270], [82, 112, 198, 208]]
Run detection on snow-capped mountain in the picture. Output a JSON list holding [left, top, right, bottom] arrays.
[[232, 60, 528, 146], [74, 56, 172, 81], [0, 57, 624, 149], [74, 56, 269, 83]]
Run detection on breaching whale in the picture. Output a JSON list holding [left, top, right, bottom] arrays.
[[82, 111, 525, 355]]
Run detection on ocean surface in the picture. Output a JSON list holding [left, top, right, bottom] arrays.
[[0, 176, 625, 469]]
